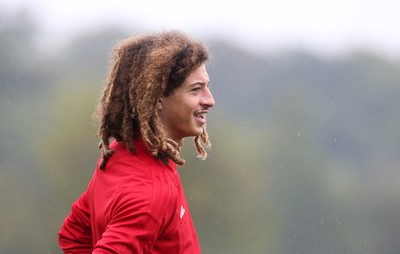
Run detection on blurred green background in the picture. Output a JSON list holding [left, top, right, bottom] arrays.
[[1, 7, 400, 254]]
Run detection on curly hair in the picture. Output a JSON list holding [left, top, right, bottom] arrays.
[[95, 30, 211, 170]]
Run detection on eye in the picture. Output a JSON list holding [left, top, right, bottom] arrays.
[[191, 86, 201, 93]]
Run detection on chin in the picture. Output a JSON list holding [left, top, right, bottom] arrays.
[[181, 125, 204, 138], [188, 128, 203, 138]]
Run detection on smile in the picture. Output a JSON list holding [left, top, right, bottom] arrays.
[[194, 111, 207, 123], [194, 113, 205, 119]]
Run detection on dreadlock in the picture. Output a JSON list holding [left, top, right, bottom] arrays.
[[95, 30, 211, 170]]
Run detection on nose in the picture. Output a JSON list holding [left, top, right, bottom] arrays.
[[201, 87, 215, 109]]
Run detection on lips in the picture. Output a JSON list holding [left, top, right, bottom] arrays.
[[194, 110, 208, 124], [195, 113, 205, 119]]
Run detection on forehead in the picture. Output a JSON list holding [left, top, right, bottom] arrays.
[[182, 64, 209, 86]]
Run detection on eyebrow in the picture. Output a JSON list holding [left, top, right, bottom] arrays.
[[189, 81, 210, 87]]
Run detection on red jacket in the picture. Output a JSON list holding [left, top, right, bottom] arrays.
[[58, 140, 201, 253]]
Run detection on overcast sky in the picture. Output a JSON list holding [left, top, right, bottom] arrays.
[[2, 0, 400, 57]]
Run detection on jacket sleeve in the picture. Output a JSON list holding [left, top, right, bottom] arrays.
[[58, 191, 93, 253], [92, 188, 164, 254]]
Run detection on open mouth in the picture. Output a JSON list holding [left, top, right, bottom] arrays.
[[195, 113, 205, 119], [194, 111, 207, 122]]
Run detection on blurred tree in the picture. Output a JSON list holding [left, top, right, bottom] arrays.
[[0, 9, 45, 96], [59, 27, 129, 79]]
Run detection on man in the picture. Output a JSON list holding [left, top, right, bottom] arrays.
[[58, 30, 215, 253]]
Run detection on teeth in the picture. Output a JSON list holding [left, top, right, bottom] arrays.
[[195, 113, 205, 118]]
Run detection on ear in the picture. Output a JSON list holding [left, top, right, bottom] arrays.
[[157, 98, 163, 110]]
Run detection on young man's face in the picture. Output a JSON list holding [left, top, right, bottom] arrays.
[[158, 64, 215, 143]]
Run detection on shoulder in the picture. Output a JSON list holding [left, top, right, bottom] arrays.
[[100, 140, 154, 175], [92, 139, 178, 206], [109, 164, 178, 225]]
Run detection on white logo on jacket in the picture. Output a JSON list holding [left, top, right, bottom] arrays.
[[180, 205, 185, 219]]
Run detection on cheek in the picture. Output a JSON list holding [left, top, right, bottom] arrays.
[[182, 98, 197, 109], [177, 107, 192, 120]]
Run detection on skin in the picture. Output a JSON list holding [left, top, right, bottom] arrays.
[[158, 64, 215, 144]]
